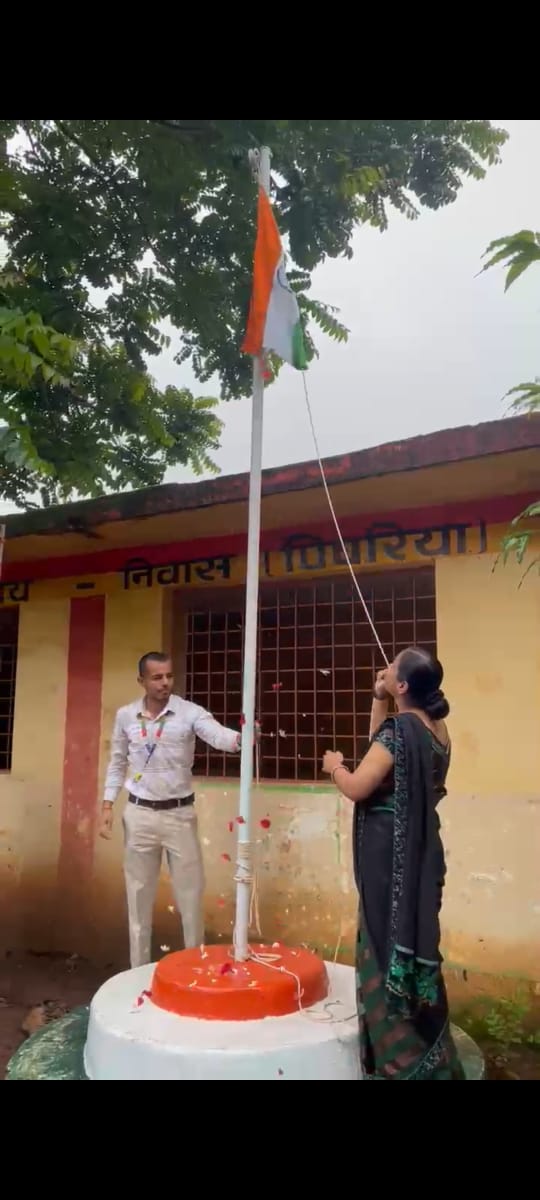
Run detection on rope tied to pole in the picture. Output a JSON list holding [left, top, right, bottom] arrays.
[[233, 842, 261, 952]]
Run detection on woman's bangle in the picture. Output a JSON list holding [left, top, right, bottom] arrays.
[[331, 764, 349, 784]]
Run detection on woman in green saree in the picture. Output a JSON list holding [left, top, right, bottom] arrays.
[[322, 646, 464, 1081]]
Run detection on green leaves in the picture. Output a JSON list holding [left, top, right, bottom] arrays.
[[0, 119, 507, 504], [0, 304, 77, 390], [299, 296, 349, 345], [483, 229, 540, 574], [481, 230, 540, 291], [505, 379, 540, 413]]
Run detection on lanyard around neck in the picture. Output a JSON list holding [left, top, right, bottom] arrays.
[[138, 712, 169, 767], [139, 712, 168, 741]]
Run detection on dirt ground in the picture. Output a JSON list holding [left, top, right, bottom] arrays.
[[484, 1046, 540, 1080], [0, 952, 111, 1078], [1, 952, 539, 1079]]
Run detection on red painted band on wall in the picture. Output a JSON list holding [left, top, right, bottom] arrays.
[[4, 492, 537, 584], [57, 596, 105, 898]]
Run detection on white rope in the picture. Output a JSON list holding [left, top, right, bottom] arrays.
[[231, 847, 353, 1019], [301, 374, 389, 667], [232, 842, 262, 959], [226, 942, 356, 1023], [248, 947, 304, 1008]]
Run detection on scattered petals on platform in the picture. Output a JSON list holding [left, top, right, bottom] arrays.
[[132, 988, 152, 1012]]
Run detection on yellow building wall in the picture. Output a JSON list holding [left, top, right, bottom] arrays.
[[0, 524, 538, 987], [0, 597, 69, 952], [436, 551, 540, 979]]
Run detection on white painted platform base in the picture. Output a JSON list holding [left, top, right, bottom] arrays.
[[84, 961, 361, 1081]]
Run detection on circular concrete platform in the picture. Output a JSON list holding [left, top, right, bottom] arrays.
[[85, 960, 359, 1080], [6, 970, 485, 1081]]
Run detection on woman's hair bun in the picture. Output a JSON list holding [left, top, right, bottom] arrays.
[[423, 688, 450, 720], [396, 648, 451, 719]]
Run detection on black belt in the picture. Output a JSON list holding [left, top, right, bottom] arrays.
[[129, 794, 194, 811]]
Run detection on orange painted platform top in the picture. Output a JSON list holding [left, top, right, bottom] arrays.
[[151, 944, 329, 1021]]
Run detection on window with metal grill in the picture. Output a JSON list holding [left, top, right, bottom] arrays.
[[186, 568, 436, 781], [0, 607, 19, 771]]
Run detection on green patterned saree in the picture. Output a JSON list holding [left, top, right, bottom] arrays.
[[353, 713, 464, 1080]]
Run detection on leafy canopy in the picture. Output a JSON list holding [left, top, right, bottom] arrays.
[[0, 119, 506, 505]]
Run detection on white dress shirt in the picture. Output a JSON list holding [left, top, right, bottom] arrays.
[[104, 694, 239, 804]]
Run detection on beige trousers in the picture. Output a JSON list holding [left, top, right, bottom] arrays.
[[122, 800, 205, 968]]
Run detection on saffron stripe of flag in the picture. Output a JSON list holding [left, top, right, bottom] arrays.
[[242, 187, 307, 370]]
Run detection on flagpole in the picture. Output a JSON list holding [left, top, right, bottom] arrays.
[[234, 146, 271, 962]]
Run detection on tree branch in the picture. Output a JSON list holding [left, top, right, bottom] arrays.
[[152, 120, 215, 137], [20, 121, 51, 168], [54, 120, 147, 269]]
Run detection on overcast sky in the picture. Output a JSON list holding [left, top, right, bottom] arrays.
[[154, 118, 538, 485]]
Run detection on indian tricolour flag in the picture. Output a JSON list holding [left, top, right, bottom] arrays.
[[242, 187, 307, 370]]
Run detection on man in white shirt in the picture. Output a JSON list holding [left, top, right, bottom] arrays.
[[100, 651, 241, 967]]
